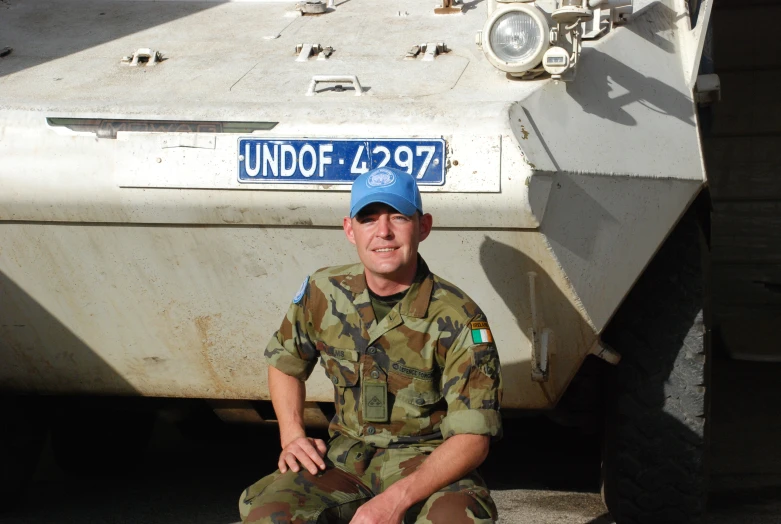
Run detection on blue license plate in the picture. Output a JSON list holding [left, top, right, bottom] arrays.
[[237, 138, 445, 185]]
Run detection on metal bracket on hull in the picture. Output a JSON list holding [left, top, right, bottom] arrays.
[[434, 0, 462, 15], [589, 340, 621, 365], [529, 271, 552, 382], [683, 0, 715, 91]]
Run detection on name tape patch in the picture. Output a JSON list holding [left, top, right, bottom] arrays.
[[391, 362, 434, 380], [328, 347, 360, 362]]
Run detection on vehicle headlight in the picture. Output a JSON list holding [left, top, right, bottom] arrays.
[[480, 5, 550, 76]]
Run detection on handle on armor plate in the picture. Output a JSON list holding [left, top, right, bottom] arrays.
[[306, 75, 363, 96]]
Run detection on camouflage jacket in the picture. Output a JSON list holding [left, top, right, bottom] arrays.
[[265, 257, 502, 448]]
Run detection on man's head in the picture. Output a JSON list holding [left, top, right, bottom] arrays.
[[343, 168, 433, 286]]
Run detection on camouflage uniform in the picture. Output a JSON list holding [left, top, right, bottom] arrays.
[[240, 257, 502, 523]]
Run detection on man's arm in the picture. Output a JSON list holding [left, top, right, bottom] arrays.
[[350, 433, 490, 524], [269, 365, 327, 475]]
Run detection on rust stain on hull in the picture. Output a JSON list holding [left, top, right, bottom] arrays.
[[193, 314, 242, 397]]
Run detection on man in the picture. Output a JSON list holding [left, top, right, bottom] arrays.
[[239, 167, 502, 524]]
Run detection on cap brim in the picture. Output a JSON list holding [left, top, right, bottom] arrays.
[[350, 193, 418, 218]]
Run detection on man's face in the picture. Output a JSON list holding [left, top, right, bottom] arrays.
[[343, 203, 433, 281]]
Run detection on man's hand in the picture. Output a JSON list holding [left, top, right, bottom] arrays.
[[278, 436, 327, 475], [349, 492, 407, 524], [269, 366, 326, 476], [349, 434, 490, 524]]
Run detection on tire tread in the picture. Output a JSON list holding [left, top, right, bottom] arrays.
[[602, 205, 710, 524]]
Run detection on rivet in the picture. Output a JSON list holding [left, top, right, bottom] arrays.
[[415, 398, 425, 406], [366, 426, 376, 435], [370, 370, 379, 379], [368, 347, 377, 355], [331, 376, 339, 384]]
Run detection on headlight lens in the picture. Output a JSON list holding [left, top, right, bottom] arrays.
[[489, 12, 543, 64], [480, 5, 550, 75]]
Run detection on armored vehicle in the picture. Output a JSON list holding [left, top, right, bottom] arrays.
[[0, 0, 715, 521]]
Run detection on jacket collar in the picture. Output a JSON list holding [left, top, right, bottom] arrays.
[[339, 255, 433, 319]]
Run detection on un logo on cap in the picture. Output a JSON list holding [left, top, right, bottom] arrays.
[[366, 169, 396, 188]]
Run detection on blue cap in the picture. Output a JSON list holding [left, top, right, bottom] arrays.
[[350, 167, 423, 218]]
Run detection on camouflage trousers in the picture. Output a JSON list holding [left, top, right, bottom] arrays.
[[238, 434, 498, 524]]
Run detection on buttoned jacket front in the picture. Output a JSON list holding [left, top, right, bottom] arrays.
[[265, 257, 502, 448]]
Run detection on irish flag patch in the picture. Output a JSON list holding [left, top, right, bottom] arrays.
[[470, 321, 494, 344]]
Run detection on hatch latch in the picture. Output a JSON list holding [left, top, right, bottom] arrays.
[[121, 48, 163, 67], [295, 44, 334, 62]]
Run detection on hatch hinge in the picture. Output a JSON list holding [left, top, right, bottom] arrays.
[[405, 43, 448, 61], [434, 0, 462, 15]]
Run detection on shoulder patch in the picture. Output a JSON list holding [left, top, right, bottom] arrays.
[[470, 321, 493, 344], [293, 275, 309, 304]]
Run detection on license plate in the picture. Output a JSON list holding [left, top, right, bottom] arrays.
[[237, 138, 446, 185]]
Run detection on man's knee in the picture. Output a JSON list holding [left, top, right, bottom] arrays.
[[244, 499, 299, 524], [239, 468, 371, 524], [238, 470, 288, 523], [239, 472, 312, 524], [415, 490, 497, 524]]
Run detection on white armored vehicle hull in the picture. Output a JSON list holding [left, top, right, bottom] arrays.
[[0, 0, 714, 521]]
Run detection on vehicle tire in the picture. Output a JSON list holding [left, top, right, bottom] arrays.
[[0, 395, 49, 510], [546, 355, 604, 435], [601, 200, 710, 524], [51, 404, 156, 476]]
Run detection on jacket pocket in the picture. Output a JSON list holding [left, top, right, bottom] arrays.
[[320, 350, 360, 387], [394, 387, 443, 407], [388, 361, 441, 405]]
